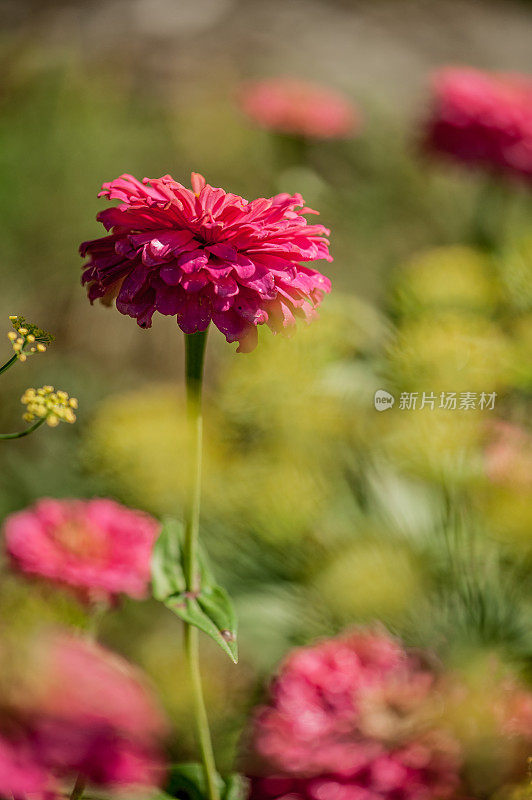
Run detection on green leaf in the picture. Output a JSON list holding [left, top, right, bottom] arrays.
[[198, 584, 238, 655], [151, 518, 238, 663], [166, 591, 238, 663], [223, 774, 248, 800], [151, 517, 186, 600], [165, 764, 247, 800], [166, 762, 221, 800]]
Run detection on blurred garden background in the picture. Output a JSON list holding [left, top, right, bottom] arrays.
[[1, 0, 532, 796]]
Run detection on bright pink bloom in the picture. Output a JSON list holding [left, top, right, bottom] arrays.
[[0, 633, 167, 796], [245, 630, 462, 800], [239, 78, 359, 140], [0, 733, 53, 799], [80, 173, 332, 352], [425, 67, 532, 180], [33, 635, 167, 787], [3, 498, 159, 604]]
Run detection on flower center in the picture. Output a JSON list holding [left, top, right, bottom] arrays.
[[51, 520, 110, 563]]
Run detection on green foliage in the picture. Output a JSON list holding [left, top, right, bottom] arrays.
[[165, 763, 247, 800], [152, 519, 238, 663]]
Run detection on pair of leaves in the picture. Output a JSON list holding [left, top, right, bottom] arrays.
[[151, 518, 238, 663], [164, 763, 247, 800]]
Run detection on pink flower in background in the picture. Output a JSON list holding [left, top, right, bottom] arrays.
[[484, 420, 532, 489], [239, 78, 359, 140], [3, 498, 159, 604], [424, 67, 532, 180], [245, 630, 462, 800], [33, 635, 167, 787], [0, 633, 167, 796], [80, 172, 332, 353], [0, 733, 53, 799]]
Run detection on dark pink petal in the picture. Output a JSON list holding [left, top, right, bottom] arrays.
[[213, 276, 239, 298], [231, 254, 257, 279], [206, 243, 238, 261], [156, 285, 183, 315], [177, 295, 211, 333], [212, 309, 246, 342], [159, 265, 182, 286], [119, 265, 151, 301], [177, 250, 209, 274], [236, 324, 259, 353], [180, 271, 210, 292]]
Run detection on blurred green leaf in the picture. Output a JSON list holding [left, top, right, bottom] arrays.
[[166, 762, 216, 800], [151, 519, 238, 663], [165, 763, 246, 800], [151, 518, 187, 600], [222, 773, 248, 800]]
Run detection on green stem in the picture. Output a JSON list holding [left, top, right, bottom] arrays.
[[69, 775, 86, 800], [0, 418, 45, 440], [183, 329, 219, 800], [0, 354, 18, 376]]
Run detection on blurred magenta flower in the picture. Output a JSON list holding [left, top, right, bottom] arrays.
[[425, 67, 532, 181], [0, 734, 52, 798], [239, 78, 360, 140], [80, 173, 332, 352], [245, 629, 462, 800], [3, 498, 159, 604], [0, 632, 167, 796]]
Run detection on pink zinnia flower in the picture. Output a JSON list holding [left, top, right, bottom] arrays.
[[239, 78, 359, 140], [424, 67, 532, 181], [0, 632, 167, 796], [80, 173, 332, 352], [244, 630, 463, 800], [3, 498, 159, 604], [0, 733, 53, 799]]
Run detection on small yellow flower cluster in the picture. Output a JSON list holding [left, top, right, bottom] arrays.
[[7, 315, 54, 363], [21, 386, 78, 428]]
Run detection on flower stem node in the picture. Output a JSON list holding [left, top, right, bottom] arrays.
[[21, 386, 78, 427], [6, 316, 54, 362]]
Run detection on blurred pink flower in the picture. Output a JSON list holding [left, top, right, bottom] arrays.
[[3, 498, 159, 604], [425, 67, 532, 180], [484, 420, 532, 489], [0, 633, 167, 796], [0, 732, 53, 799], [80, 172, 332, 353], [245, 630, 463, 800], [239, 78, 359, 140]]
